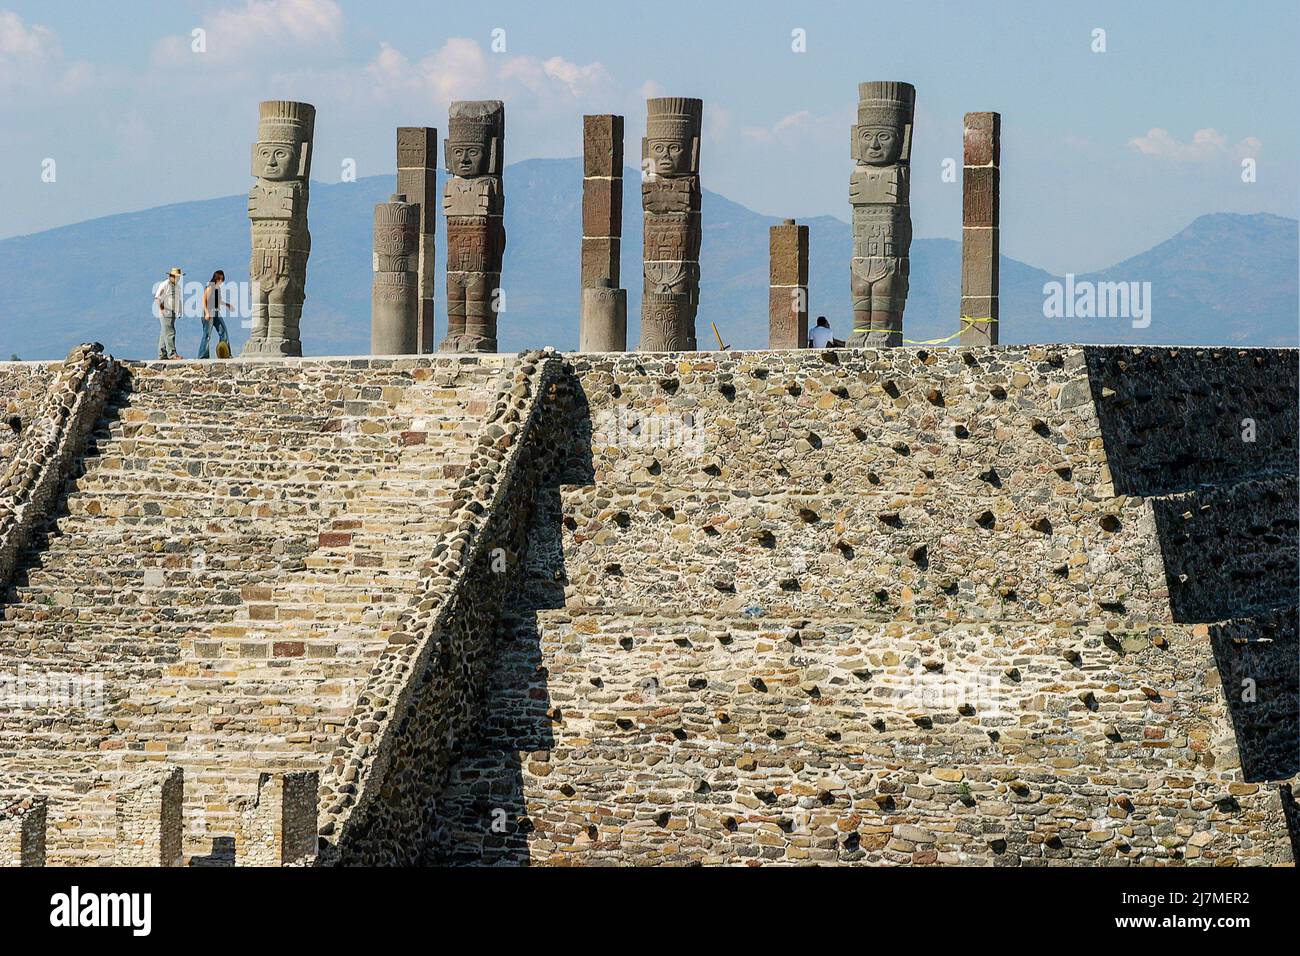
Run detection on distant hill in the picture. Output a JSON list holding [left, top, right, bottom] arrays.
[[0, 158, 1294, 359]]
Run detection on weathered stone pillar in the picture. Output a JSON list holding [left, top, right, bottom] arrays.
[[397, 127, 438, 352], [441, 101, 506, 353], [244, 100, 315, 357], [769, 219, 809, 349], [640, 97, 702, 351], [960, 111, 1000, 346], [848, 82, 913, 348], [1, 796, 47, 866], [114, 766, 183, 867], [237, 771, 319, 867], [580, 114, 627, 351], [581, 281, 628, 352], [371, 194, 419, 355]]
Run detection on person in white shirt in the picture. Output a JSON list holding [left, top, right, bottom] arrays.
[[154, 267, 183, 359], [809, 316, 835, 349]]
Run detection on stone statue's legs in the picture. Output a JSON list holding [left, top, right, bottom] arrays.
[[461, 272, 498, 353], [868, 265, 907, 347], [440, 272, 467, 351], [848, 258, 873, 347], [848, 257, 906, 348], [241, 285, 269, 356]]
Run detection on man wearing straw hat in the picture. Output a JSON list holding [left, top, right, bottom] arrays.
[[153, 266, 184, 360]]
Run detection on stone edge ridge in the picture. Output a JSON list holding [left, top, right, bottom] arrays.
[[315, 346, 561, 855], [0, 343, 120, 591]]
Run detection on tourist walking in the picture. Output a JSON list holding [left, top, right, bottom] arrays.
[[154, 267, 183, 359], [200, 270, 233, 359]]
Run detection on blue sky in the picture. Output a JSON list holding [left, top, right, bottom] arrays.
[[0, 0, 1295, 272]]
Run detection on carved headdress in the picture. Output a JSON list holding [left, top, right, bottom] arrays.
[[254, 100, 315, 178], [853, 81, 915, 164], [445, 100, 505, 174], [643, 97, 703, 175]]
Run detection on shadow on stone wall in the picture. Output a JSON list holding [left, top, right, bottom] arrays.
[[1282, 785, 1300, 863], [1085, 347, 1299, 787], [1208, 610, 1299, 783], [422, 369, 592, 865]]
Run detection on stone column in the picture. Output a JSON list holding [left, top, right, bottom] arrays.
[[397, 127, 438, 352], [244, 100, 315, 357], [441, 101, 506, 353], [960, 111, 1000, 346], [640, 97, 702, 352], [114, 766, 183, 867], [580, 114, 627, 351], [237, 771, 319, 867], [371, 194, 419, 355], [768, 219, 809, 349], [848, 82, 914, 348], [1, 797, 47, 866]]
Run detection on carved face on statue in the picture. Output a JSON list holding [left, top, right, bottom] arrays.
[[254, 142, 303, 181], [856, 126, 902, 165], [449, 142, 488, 178], [647, 138, 690, 176]]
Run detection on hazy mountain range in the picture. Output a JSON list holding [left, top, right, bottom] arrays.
[[0, 158, 1295, 360]]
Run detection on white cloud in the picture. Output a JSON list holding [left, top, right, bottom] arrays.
[[1128, 127, 1261, 162], [741, 108, 847, 144], [153, 0, 344, 66], [357, 38, 615, 115], [0, 10, 96, 94], [0, 9, 56, 60]]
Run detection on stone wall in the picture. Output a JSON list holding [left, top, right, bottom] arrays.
[[0, 363, 60, 466], [1, 796, 47, 866], [0, 346, 119, 591], [1, 353, 516, 864], [4, 344, 1294, 867], [426, 345, 1298, 866], [321, 349, 571, 864]]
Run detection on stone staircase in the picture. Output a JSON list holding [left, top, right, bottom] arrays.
[[0, 355, 511, 864], [427, 346, 1298, 866]]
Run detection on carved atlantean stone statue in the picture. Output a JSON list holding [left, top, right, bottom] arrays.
[[440, 100, 505, 353], [849, 82, 913, 348], [371, 194, 419, 355], [245, 100, 315, 357], [640, 97, 702, 351]]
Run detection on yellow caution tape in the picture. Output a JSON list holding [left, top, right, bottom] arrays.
[[848, 316, 997, 346]]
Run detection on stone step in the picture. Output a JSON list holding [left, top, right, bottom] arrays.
[[67, 471, 467, 498], [53, 493, 458, 523], [95, 410, 481, 441], [87, 428, 475, 459], [0, 620, 393, 656]]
